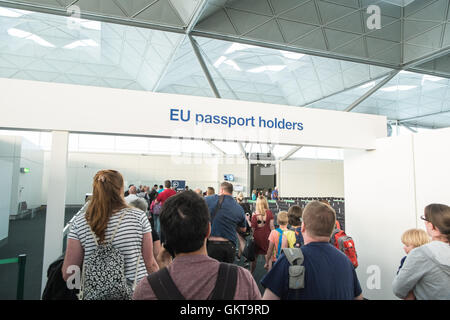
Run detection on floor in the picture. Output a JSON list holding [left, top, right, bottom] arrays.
[[0, 207, 80, 300]]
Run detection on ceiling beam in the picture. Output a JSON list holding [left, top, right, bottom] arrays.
[[188, 34, 221, 98], [190, 30, 401, 70], [402, 46, 450, 71], [303, 71, 393, 107], [398, 109, 450, 123], [238, 142, 247, 160], [280, 146, 303, 161], [0, 0, 185, 34], [186, 0, 209, 34], [399, 123, 417, 133], [344, 70, 399, 112], [205, 140, 226, 156]]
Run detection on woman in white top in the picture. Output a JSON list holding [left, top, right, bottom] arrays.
[[62, 170, 158, 287]]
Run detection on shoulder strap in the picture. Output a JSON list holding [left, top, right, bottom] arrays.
[[282, 248, 305, 290], [147, 268, 185, 300], [209, 263, 238, 300], [330, 228, 340, 246], [282, 248, 304, 266], [276, 228, 283, 258], [211, 195, 225, 223], [110, 212, 126, 244]]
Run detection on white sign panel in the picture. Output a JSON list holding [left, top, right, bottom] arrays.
[[0, 78, 387, 149]]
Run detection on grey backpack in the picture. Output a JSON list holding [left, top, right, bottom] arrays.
[[79, 213, 141, 300], [282, 248, 306, 290]]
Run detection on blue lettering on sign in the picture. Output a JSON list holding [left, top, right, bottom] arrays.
[[169, 108, 304, 131]]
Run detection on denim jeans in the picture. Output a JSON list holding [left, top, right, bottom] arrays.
[[153, 214, 160, 235]]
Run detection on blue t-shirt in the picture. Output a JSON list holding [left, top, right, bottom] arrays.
[[205, 194, 246, 245], [261, 242, 362, 300], [271, 190, 278, 199]]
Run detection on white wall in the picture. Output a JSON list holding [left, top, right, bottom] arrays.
[[18, 138, 45, 209], [344, 128, 450, 300], [413, 127, 450, 226], [42, 152, 249, 205], [280, 159, 344, 197], [344, 135, 417, 300], [0, 157, 13, 242]]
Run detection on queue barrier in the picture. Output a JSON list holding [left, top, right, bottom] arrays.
[[0, 254, 27, 300]]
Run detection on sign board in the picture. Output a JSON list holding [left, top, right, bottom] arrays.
[[0, 78, 387, 150], [171, 180, 186, 192]]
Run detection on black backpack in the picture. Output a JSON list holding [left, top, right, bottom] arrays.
[[147, 262, 238, 300]]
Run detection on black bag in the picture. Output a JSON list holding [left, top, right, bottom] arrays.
[[147, 262, 238, 300], [42, 256, 79, 300], [242, 233, 256, 262]]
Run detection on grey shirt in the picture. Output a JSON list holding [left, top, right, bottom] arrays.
[[392, 241, 450, 300]]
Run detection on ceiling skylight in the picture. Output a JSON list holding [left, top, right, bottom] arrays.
[[380, 85, 417, 92], [247, 65, 287, 73], [64, 39, 99, 49], [8, 28, 55, 47]]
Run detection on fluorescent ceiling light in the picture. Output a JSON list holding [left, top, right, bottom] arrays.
[[67, 17, 101, 30], [213, 56, 227, 68], [213, 56, 241, 71], [64, 39, 99, 49], [0, 7, 26, 17], [224, 59, 241, 71], [8, 28, 55, 47], [225, 43, 256, 54], [421, 74, 445, 84], [380, 85, 417, 92], [247, 65, 287, 73], [382, 0, 415, 7], [360, 81, 375, 89], [279, 50, 305, 60]]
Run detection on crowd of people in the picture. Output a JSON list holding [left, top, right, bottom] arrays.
[[58, 169, 450, 300]]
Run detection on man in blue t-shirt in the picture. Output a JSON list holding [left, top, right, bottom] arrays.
[[261, 200, 363, 300], [205, 181, 246, 263]]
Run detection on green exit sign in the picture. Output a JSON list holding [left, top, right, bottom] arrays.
[[20, 168, 30, 173]]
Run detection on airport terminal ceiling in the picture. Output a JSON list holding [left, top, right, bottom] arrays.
[[0, 0, 449, 128]]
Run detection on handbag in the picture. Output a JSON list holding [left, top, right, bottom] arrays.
[[152, 202, 162, 215], [242, 232, 256, 262]]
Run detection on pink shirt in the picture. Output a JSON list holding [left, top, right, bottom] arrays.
[[133, 254, 261, 300]]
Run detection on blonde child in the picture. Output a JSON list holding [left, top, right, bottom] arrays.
[[264, 211, 296, 271], [398, 228, 430, 274]]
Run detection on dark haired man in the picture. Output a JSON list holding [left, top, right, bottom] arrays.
[[205, 182, 247, 263], [133, 191, 261, 300], [261, 201, 363, 300]]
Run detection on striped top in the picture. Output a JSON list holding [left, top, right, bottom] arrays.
[[68, 206, 152, 283]]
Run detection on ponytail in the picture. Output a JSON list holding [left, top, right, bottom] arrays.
[[86, 170, 127, 243]]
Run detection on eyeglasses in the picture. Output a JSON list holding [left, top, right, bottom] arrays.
[[420, 215, 429, 222]]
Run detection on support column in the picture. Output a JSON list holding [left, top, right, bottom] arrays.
[[41, 131, 69, 295]]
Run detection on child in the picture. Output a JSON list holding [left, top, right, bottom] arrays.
[[287, 205, 303, 247], [397, 228, 430, 274], [264, 211, 296, 271]]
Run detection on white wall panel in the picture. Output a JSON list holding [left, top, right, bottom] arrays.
[[280, 159, 344, 197], [413, 127, 450, 226], [344, 135, 417, 300]]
